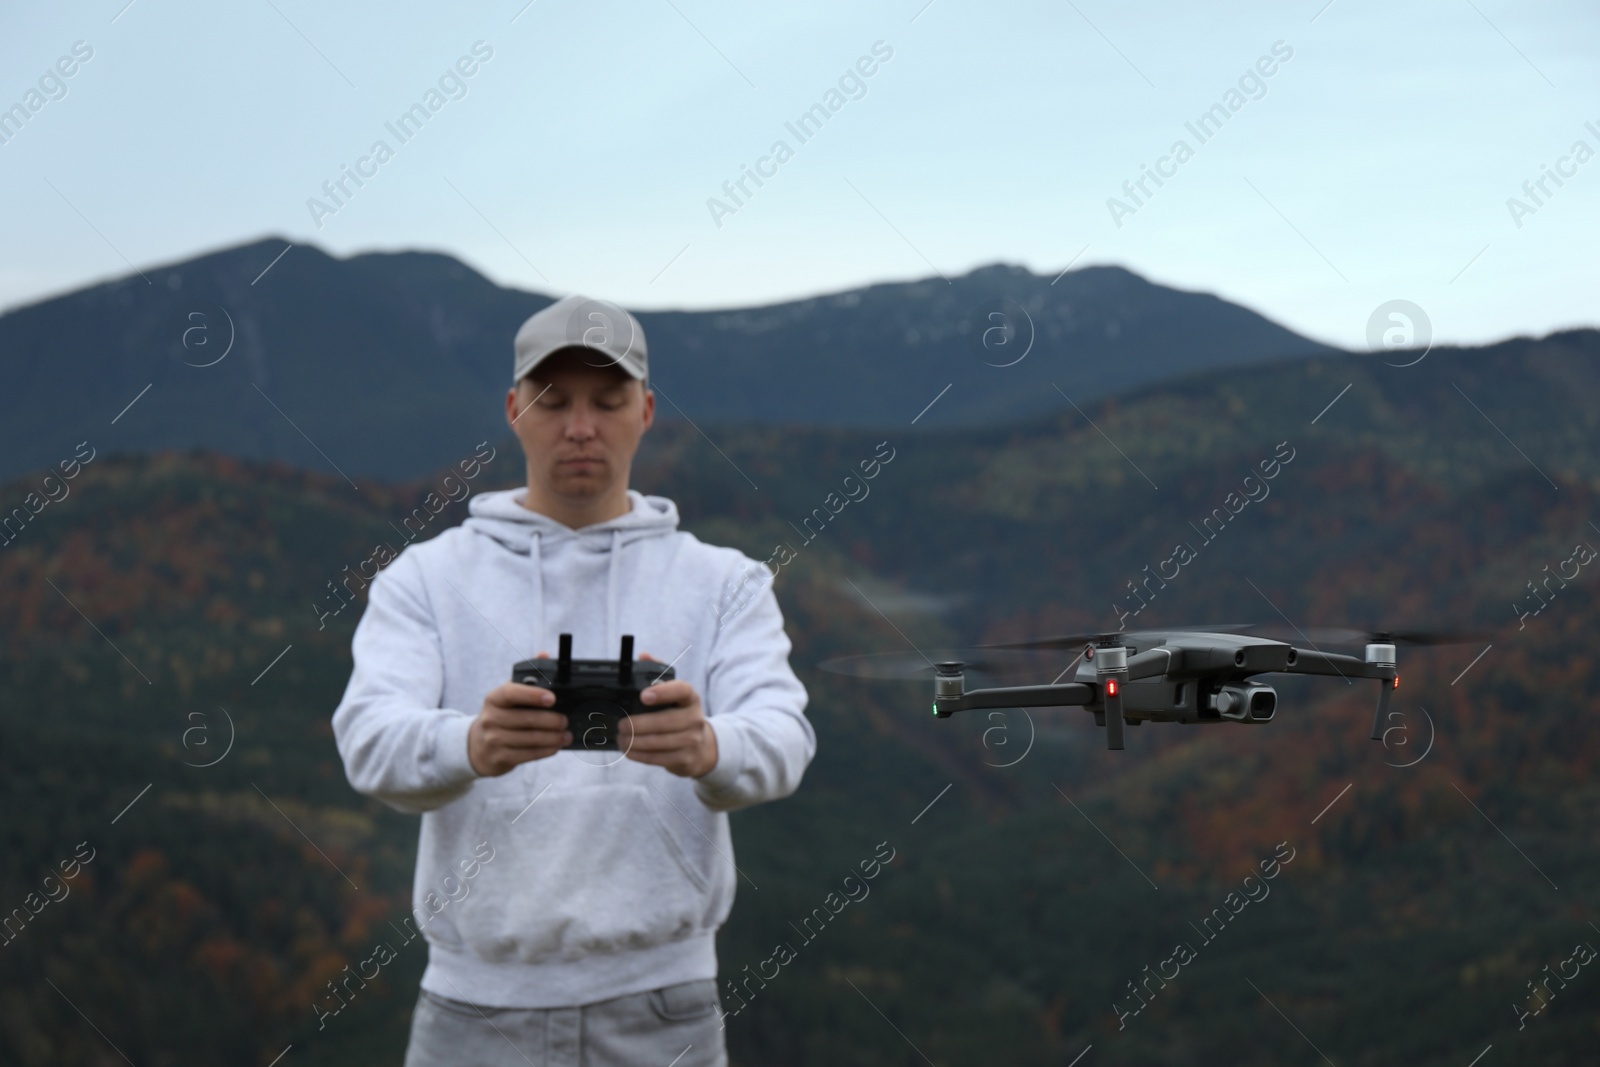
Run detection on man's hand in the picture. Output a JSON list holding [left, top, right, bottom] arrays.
[[468, 680, 571, 777], [619, 655, 718, 778]]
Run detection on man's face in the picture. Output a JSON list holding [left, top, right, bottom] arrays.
[[505, 347, 654, 503]]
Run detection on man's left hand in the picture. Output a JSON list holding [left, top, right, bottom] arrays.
[[619, 659, 718, 778]]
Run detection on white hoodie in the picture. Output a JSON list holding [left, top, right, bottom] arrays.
[[331, 487, 815, 1008]]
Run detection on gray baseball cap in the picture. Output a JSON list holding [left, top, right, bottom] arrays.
[[512, 295, 648, 386]]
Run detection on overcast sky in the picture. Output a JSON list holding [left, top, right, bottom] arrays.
[[2, 0, 1595, 350]]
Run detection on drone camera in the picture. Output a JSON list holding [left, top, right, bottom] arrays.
[[1248, 688, 1276, 720], [1212, 683, 1277, 722]]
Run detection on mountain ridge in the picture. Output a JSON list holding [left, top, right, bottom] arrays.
[[0, 234, 1351, 484]]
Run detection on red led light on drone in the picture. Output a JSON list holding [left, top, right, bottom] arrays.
[[1106, 678, 1119, 696]]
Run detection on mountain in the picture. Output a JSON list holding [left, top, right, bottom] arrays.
[[0, 236, 1338, 483], [2, 329, 1597, 1064]]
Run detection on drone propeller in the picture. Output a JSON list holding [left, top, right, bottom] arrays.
[[1233, 624, 1488, 742], [1248, 625, 1494, 648], [981, 623, 1259, 652], [816, 648, 1054, 681]]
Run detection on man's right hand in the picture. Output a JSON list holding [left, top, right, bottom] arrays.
[[467, 681, 571, 776]]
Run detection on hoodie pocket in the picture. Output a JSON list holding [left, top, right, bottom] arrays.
[[452, 783, 711, 964]]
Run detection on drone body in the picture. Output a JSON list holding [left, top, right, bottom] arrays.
[[927, 629, 1402, 750]]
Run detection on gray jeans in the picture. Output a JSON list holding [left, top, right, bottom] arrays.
[[402, 979, 728, 1067]]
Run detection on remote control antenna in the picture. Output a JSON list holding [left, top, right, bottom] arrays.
[[557, 633, 573, 685], [619, 635, 634, 685]]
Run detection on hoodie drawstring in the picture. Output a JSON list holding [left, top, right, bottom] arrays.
[[523, 521, 627, 659], [531, 531, 545, 656], [605, 528, 620, 653]]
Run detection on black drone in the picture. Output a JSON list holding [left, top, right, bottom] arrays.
[[821, 625, 1484, 750]]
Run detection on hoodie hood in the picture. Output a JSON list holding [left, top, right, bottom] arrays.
[[462, 488, 681, 657], [464, 487, 680, 553]]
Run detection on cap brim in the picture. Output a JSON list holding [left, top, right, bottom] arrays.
[[514, 344, 647, 383]]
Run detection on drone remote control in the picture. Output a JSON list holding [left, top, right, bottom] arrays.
[[511, 634, 675, 751]]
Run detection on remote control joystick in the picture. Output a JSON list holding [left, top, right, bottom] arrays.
[[511, 633, 675, 751]]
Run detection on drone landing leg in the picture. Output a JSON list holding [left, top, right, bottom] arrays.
[[1369, 679, 1393, 741], [1104, 687, 1126, 750]]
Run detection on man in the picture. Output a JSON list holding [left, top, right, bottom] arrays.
[[332, 295, 815, 1067]]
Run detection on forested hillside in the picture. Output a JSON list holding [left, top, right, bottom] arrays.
[[1, 330, 1596, 1064]]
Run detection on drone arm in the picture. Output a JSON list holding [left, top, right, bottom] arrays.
[[1126, 647, 1175, 681], [1279, 648, 1399, 741], [932, 682, 1095, 717], [1280, 649, 1388, 680]]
